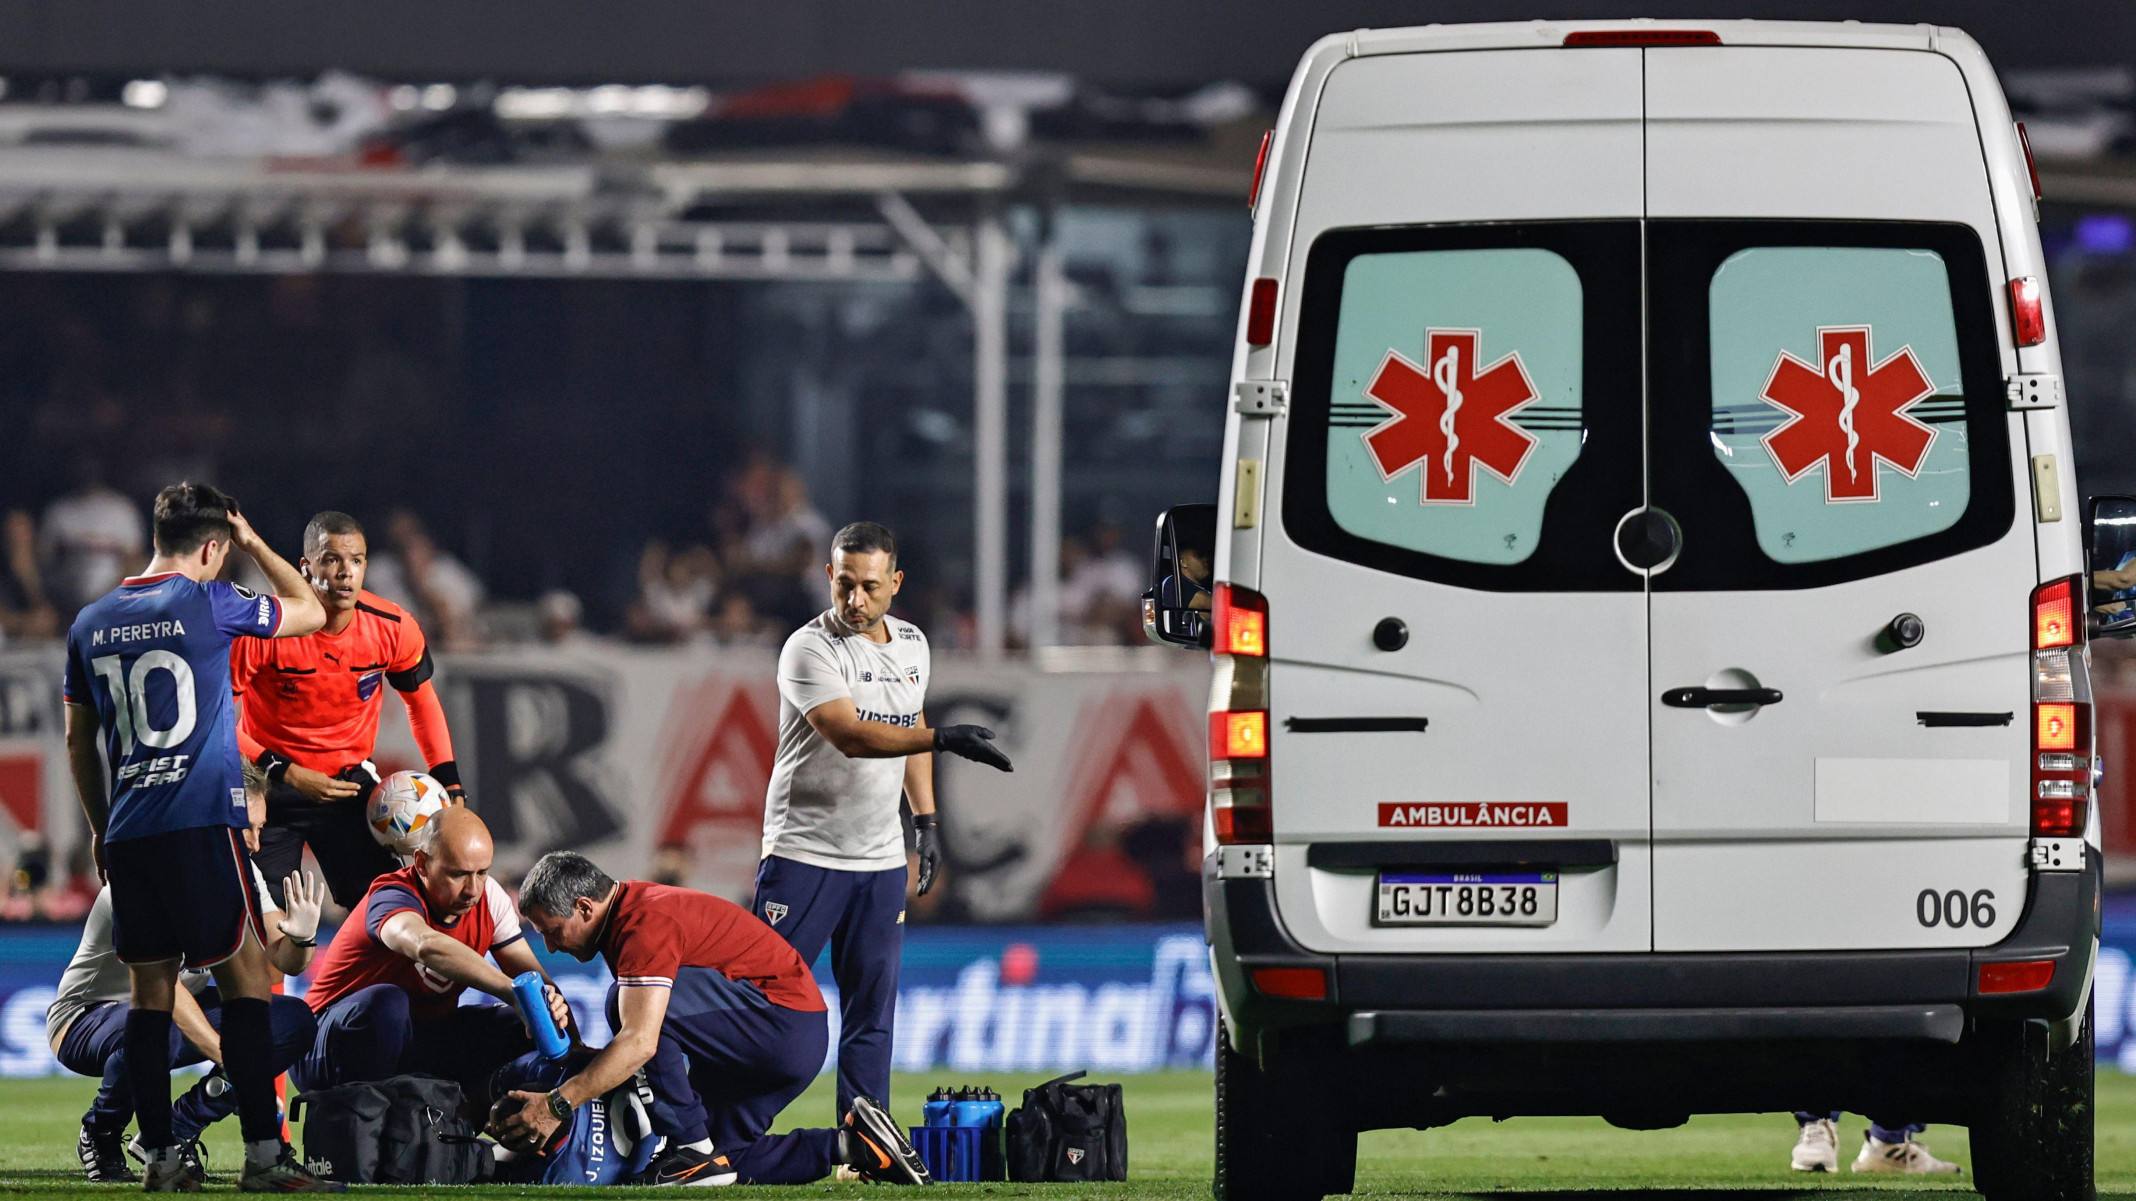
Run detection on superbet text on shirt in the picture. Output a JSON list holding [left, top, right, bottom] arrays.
[[62, 572, 281, 843]]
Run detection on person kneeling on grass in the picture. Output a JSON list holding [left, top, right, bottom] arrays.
[[289, 805, 570, 1119], [489, 851, 931, 1187], [48, 766, 327, 1184]]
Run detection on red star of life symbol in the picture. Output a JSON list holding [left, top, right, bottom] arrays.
[[1361, 328, 1540, 506], [1758, 325, 1938, 503]]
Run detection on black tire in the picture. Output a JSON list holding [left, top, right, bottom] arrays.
[[1213, 1019, 1357, 1200], [1970, 997, 2094, 1201]]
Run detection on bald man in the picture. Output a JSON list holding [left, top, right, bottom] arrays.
[[289, 807, 570, 1109]]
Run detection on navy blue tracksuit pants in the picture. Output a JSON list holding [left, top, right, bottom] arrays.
[[1795, 1111, 1923, 1142], [751, 855, 904, 1120], [612, 969, 840, 1185], [288, 983, 532, 1109], [58, 991, 315, 1141]]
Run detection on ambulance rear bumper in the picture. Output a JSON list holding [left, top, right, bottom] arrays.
[[1206, 850, 2097, 1052]]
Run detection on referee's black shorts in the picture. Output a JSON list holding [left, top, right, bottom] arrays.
[[254, 787, 399, 909], [106, 825, 265, 969]]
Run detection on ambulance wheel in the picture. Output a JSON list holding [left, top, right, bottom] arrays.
[[1970, 997, 2093, 1201], [1214, 1019, 1356, 1200]]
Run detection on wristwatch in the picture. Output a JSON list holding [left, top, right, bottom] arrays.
[[545, 1089, 572, 1122]]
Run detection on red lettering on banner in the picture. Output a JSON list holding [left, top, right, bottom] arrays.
[[1376, 802, 1568, 828], [1063, 695, 1205, 826], [2095, 688, 2136, 856], [0, 750, 40, 833], [1041, 693, 1205, 918], [657, 684, 775, 848]]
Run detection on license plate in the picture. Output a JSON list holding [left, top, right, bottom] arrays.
[[1374, 871, 1558, 926]]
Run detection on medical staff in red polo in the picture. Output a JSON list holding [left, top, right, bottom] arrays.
[[291, 805, 569, 1113], [493, 851, 932, 1187]]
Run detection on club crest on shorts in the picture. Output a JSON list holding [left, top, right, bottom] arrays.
[[1066, 1147, 1086, 1165], [764, 902, 788, 925]]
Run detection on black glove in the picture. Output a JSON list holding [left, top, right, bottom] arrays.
[[335, 760, 382, 807], [932, 724, 1012, 772], [912, 813, 941, 895]]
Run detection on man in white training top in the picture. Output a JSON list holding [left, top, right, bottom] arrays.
[[753, 521, 1011, 1121]]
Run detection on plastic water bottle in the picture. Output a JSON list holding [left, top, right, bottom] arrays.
[[952, 1087, 990, 1129], [923, 1087, 954, 1128], [511, 971, 569, 1060], [976, 1087, 1006, 1181]]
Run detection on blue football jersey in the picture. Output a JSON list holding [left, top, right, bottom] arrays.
[[62, 572, 283, 844]]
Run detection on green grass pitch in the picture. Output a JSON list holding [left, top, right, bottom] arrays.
[[4, 1068, 2135, 1196]]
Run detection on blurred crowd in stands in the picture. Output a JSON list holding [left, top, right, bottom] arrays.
[[0, 448, 1151, 652]]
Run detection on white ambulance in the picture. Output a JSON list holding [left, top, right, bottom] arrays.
[[1144, 20, 2117, 1201]]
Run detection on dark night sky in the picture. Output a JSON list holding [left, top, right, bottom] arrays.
[[0, 2, 2124, 89]]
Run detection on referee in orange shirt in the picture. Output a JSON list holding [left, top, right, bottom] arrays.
[[233, 511, 465, 907]]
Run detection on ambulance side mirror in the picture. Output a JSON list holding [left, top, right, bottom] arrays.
[[1142, 503, 1217, 650], [2086, 495, 2136, 639]]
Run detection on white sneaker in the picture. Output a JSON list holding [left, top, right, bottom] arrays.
[[144, 1147, 202, 1193], [1851, 1130, 1961, 1175], [1790, 1117, 1839, 1172]]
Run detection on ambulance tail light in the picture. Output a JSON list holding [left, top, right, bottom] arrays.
[[1214, 583, 1267, 658], [1211, 706, 1270, 843], [2033, 575, 2090, 838], [1563, 29, 1720, 46], [1246, 278, 1278, 348], [1212, 582, 1271, 845], [2011, 275, 2046, 347], [1977, 959, 2056, 995], [1250, 966, 1327, 1001]]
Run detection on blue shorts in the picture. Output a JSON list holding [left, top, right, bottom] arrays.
[[106, 825, 264, 969]]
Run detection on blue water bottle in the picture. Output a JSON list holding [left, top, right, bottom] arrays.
[[512, 971, 569, 1060], [923, 1087, 955, 1128], [977, 1088, 1006, 1180], [952, 1087, 988, 1129]]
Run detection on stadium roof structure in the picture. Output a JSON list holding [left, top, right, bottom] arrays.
[[0, 140, 1240, 279], [0, 138, 1244, 655]]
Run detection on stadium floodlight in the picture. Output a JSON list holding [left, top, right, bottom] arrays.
[[121, 80, 167, 109]]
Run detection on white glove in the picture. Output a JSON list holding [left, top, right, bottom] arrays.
[[277, 870, 328, 945]]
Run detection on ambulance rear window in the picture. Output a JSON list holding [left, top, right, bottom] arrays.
[[1708, 246, 1970, 562], [1283, 222, 1645, 592], [1645, 221, 2014, 591]]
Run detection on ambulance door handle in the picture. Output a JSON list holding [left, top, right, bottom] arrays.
[[1661, 687, 1783, 708]]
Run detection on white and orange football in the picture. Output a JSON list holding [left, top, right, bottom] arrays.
[[366, 769, 451, 856]]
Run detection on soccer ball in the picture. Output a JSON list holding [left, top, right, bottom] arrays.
[[367, 770, 450, 856]]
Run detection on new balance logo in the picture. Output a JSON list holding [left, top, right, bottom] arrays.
[[765, 902, 789, 925]]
